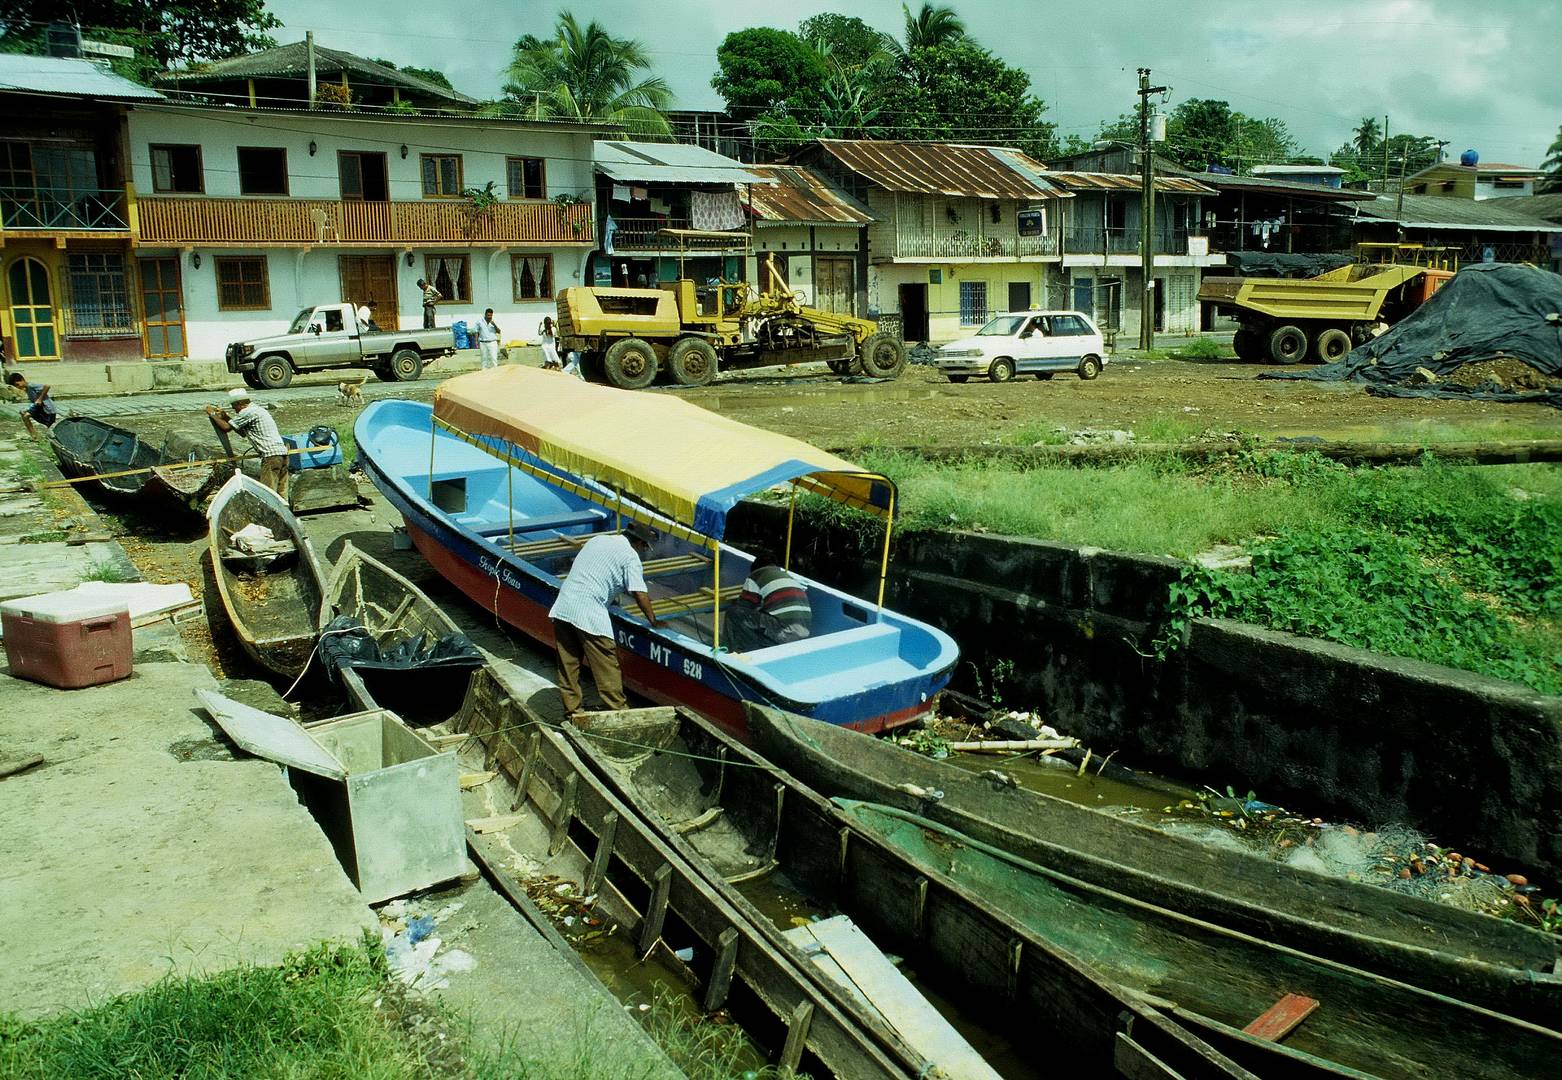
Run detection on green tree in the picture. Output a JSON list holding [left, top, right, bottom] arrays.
[[1383, 132, 1442, 178], [1352, 116, 1382, 157], [1234, 115, 1300, 167], [711, 28, 827, 120], [502, 11, 670, 134], [1166, 98, 1238, 170], [0, 0, 279, 75], [367, 58, 453, 90], [797, 13, 891, 69], [878, 41, 1056, 158], [1539, 125, 1562, 192], [900, 2, 966, 51]]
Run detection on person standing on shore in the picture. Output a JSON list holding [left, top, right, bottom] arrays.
[[474, 308, 502, 370], [539, 316, 561, 370], [417, 278, 441, 329], [548, 524, 658, 719], [205, 388, 289, 498]]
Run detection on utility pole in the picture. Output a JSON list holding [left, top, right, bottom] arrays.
[[306, 31, 317, 109], [1382, 115, 1390, 188], [1137, 68, 1167, 351]]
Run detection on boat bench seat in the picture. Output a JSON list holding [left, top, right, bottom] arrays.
[[465, 507, 608, 538], [651, 584, 743, 618], [564, 552, 710, 582]]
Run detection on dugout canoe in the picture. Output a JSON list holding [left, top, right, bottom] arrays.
[[47, 416, 161, 498], [205, 473, 326, 680], [746, 704, 1562, 1026], [318, 542, 485, 721], [564, 706, 1296, 1079], [354, 380, 957, 735], [447, 668, 925, 1080]]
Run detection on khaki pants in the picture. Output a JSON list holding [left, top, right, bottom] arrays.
[[552, 618, 626, 718], [258, 455, 289, 499]]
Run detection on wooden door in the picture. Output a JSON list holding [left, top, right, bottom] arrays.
[[1007, 280, 1032, 313], [7, 257, 57, 359], [139, 257, 186, 358], [338, 255, 398, 330], [814, 256, 854, 315]]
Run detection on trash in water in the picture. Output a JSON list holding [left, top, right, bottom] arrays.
[[406, 915, 435, 944], [673, 946, 694, 962]]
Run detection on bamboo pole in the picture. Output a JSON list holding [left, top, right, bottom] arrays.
[[784, 484, 796, 570], [712, 544, 721, 651], [876, 487, 895, 609], [42, 444, 335, 488]]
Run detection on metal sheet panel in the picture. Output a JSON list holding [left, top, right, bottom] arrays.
[[814, 139, 1065, 199], [1046, 171, 1216, 195], [595, 140, 773, 186], [744, 165, 874, 224], [196, 689, 346, 779], [0, 54, 164, 101]]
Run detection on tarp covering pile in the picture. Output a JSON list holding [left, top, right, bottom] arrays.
[[1264, 264, 1562, 407], [318, 615, 483, 686], [434, 366, 894, 538], [1226, 252, 1353, 278]]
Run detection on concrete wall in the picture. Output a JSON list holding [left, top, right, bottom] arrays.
[[728, 505, 1562, 877], [868, 262, 1065, 343]]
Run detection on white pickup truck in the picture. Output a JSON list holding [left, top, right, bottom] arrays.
[[225, 303, 457, 389], [935, 310, 1108, 383]]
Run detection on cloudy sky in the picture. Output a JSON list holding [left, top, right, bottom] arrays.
[[267, 0, 1560, 165]]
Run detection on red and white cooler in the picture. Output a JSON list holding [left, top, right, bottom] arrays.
[[1, 591, 133, 689]]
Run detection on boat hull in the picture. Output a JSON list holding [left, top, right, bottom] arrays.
[[356, 400, 955, 735]]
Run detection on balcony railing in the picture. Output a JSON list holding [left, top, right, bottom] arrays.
[[0, 186, 130, 231], [1065, 226, 1191, 256], [608, 216, 751, 251], [888, 231, 1055, 260], [136, 197, 595, 245]]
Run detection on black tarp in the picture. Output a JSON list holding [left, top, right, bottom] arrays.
[[1262, 264, 1562, 406], [1225, 252, 1353, 278], [318, 615, 484, 687]]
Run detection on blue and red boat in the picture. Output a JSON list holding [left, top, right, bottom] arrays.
[[354, 367, 957, 734]]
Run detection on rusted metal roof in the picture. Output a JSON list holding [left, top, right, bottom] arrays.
[[1045, 171, 1216, 196], [743, 165, 873, 225], [812, 139, 1066, 199]]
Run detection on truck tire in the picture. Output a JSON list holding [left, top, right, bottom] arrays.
[[255, 354, 293, 389], [858, 332, 907, 379], [1313, 328, 1352, 363], [1232, 328, 1264, 362], [1078, 355, 1103, 381], [988, 357, 1016, 383], [603, 338, 657, 390], [667, 337, 718, 387], [388, 348, 424, 381], [1267, 325, 1308, 365]]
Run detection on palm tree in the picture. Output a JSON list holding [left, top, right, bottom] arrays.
[[502, 12, 671, 135], [901, 3, 965, 51], [1352, 116, 1382, 157], [1542, 124, 1562, 193]]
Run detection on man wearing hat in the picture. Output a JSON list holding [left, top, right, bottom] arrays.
[[548, 524, 658, 719], [205, 388, 290, 498]]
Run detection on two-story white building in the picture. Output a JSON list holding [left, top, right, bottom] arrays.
[[124, 104, 603, 360], [790, 140, 1071, 344]]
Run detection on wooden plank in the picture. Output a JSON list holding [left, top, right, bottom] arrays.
[[783, 914, 1001, 1080], [0, 754, 44, 779], [638, 863, 673, 955], [465, 814, 525, 834], [1114, 1032, 1186, 1080], [703, 927, 741, 1012], [585, 810, 618, 895], [459, 770, 497, 790], [510, 731, 539, 812], [1242, 993, 1320, 1042], [549, 772, 579, 856], [778, 1001, 814, 1075]]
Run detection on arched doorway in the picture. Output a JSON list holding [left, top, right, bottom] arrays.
[[7, 258, 57, 359]]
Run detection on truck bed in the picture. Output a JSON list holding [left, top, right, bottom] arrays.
[[1198, 265, 1428, 322]]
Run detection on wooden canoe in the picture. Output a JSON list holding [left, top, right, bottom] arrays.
[[47, 416, 162, 498], [446, 668, 922, 1080], [744, 705, 1562, 1026], [565, 706, 1284, 1079], [205, 473, 327, 680], [579, 705, 1562, 1079], [318, 542, 483, 720]]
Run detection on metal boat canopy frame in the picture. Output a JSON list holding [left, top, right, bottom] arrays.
[[430, 366, 898, 649]]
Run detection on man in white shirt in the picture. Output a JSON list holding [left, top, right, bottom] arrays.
[[474, 308, 501, 370], [548, 525, 658, 718], [205, 387, 290, 497]]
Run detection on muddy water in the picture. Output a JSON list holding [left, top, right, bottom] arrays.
[[945, 749, 1198, 814]]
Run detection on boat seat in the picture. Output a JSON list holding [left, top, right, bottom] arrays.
[[465, 507, 608, 538], [563, 552, 710, 582], [651, 584, 743, 618], [504, 530, 619, 560]]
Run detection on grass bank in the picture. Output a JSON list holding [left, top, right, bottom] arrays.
[[814, 448, 1562, 694]]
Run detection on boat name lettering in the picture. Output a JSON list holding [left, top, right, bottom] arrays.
[[476, 555, 526, 592], [637, 637, 702, 681]]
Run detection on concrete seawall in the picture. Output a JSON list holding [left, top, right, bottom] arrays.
[[728, 503, 1562, 878]]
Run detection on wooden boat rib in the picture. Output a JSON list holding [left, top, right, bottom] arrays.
[[205, 473, 326, 680], [319, 542, 482, 717], [745, 704, 1562, 1026], [354, 377, 957, 735], [447, 669, 920, 1080], [570, 706, 1562, 1080]]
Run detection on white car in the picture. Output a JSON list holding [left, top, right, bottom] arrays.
[[935, 310, 1108, 383]]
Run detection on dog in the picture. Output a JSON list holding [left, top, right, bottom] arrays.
[[336, 376, 367, 408]]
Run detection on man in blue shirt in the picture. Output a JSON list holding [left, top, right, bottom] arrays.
[[548, 525, 658, 719], [7, 372, 56, 439]]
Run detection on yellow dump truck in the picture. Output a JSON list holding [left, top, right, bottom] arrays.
[[555, 250, 904, 389], [1198, 263, 1453, 364]]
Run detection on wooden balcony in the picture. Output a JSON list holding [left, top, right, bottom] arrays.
[[136, 197, 595, 247]]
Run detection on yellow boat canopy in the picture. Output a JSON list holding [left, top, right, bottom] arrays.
[[433, 366, 894, 539]]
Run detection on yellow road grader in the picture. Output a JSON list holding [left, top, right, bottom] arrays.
[[555, 240, 905, 390]]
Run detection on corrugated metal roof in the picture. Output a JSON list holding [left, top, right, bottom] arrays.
[[1188, 172, 1376, 201], [812, 139, 1066, 199], [1045, 171, 1216, 195], [743, 165, 873, 225], [1499, 193, 1562, 223], [594, 140, 773, 186], [1355, 193, 1562, 233], [157, 41, 476, 104], [0, 54, 164, 101]]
